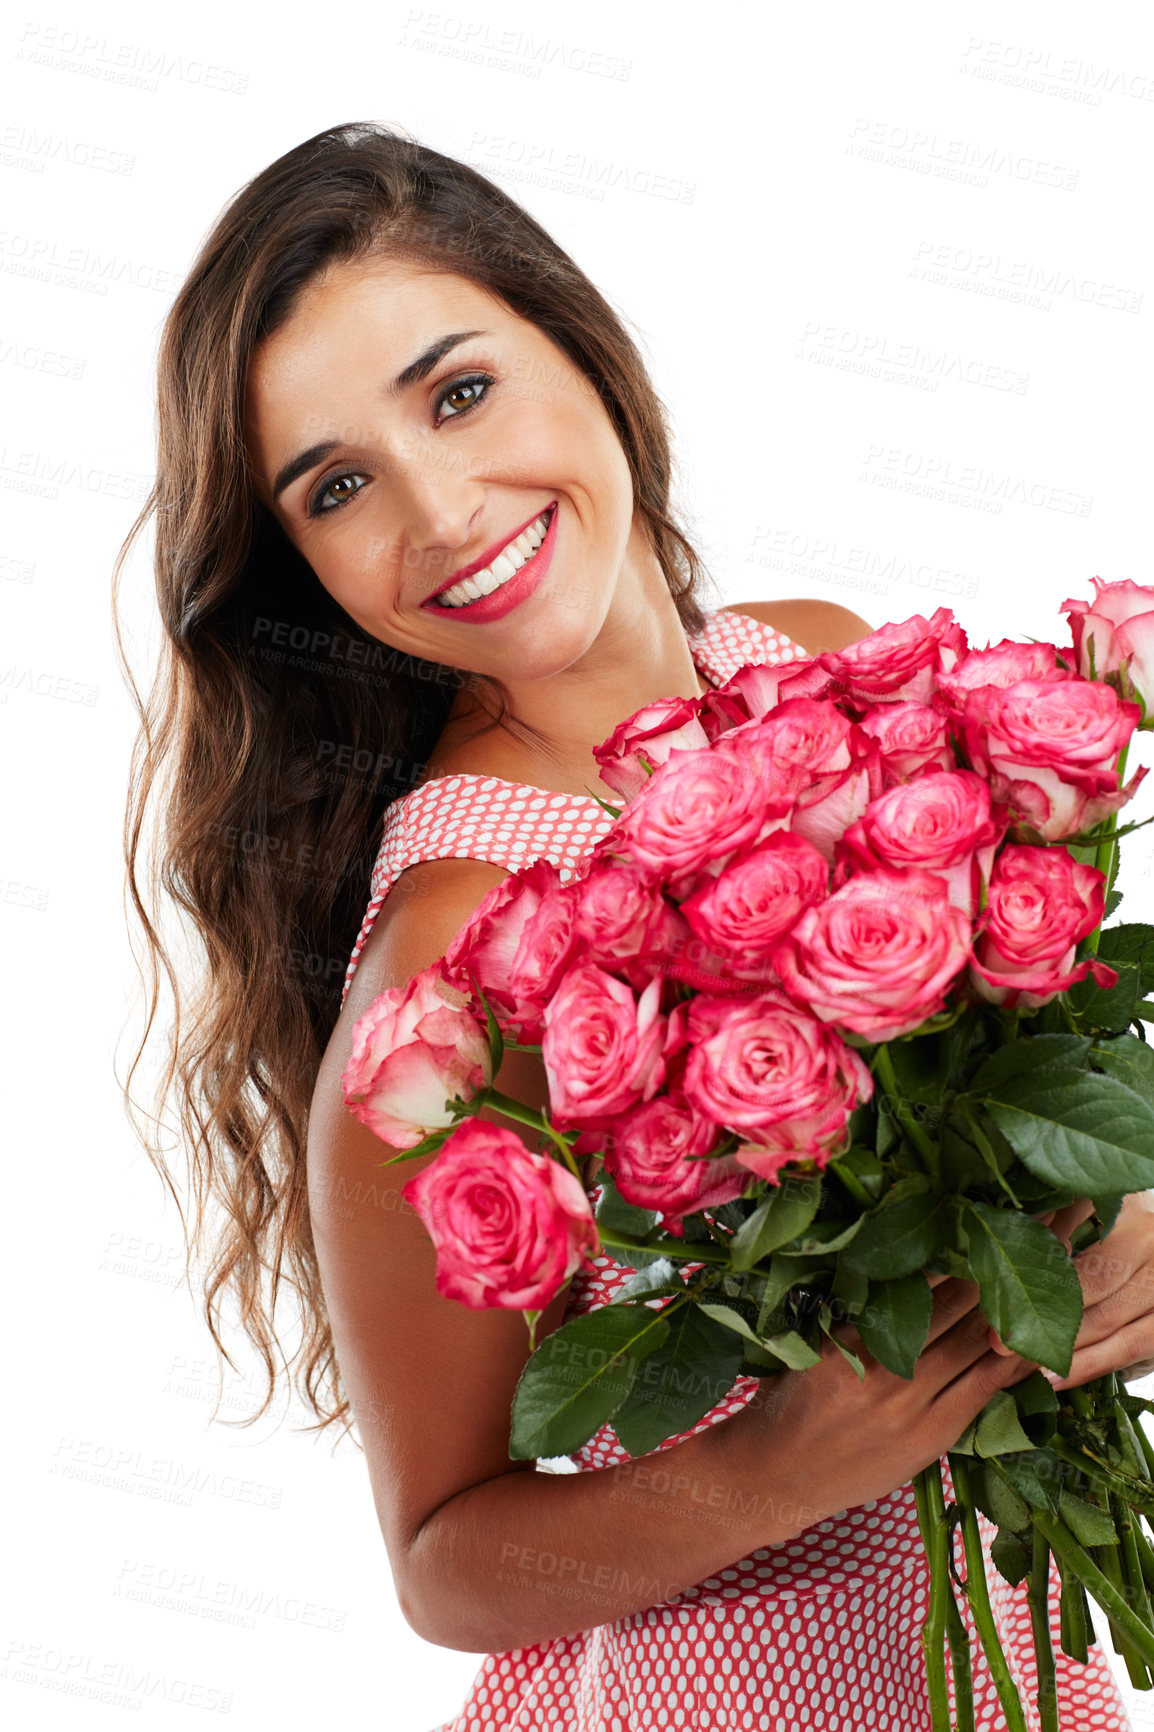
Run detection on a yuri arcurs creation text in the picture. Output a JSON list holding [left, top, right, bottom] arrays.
[[344, 577, 1154, 1732]]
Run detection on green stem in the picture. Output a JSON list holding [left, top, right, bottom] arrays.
[[912, 1465, 955, 1732], [827, 1155, 874, 1210], [949, 1455, 1029, 1732], [874, 1044, 941, 1181], [483, 1088, 583, 1181], [1032, 1509, 1154, 1669], [1056, 1545, 1091, 1665], [1113, 1489, 1154, 1687], [945, 1579, 977, 1732], [1085, 742, 1129, 954], [1048, 1437, 1154, 1521], [1027, 1527, 1059, 1732], [594, 1224, 732, 1267]]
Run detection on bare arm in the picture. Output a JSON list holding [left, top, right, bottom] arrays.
[[308, 856, 1041, 1654]]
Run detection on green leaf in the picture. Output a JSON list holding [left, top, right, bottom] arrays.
[[1070, 960, 1140, 1033], [970, 1460, 1031, 1529], [998, 1451, 1063, 1516], [475, 984, 505, 1077], [1095, 923, 1154, 994], [609, 1259, 684, 1304], [1012, 1369, 1060, 1447], [991, 1527, 1032, 1586], [856, 1273, 932, 1380], [611, 1304, 745, 1457], [962, 1200, 1083, 1375], [829, 1145, 886, 1201], [728, 1175, 821, 1271], [755, 1254, 812, 1328], [982, 1069, 1154, 1195], [1105, 890, 1124, 921], [1091, 1194, 1126, 1236], [697, 1302, 769, 1347], [595, 1172, 660, 1237], [969, 1035, 1092, 1095], [1059, 1490, 1119, 1548], [975, 1389, 1037, 1456], [778, 1215, 865, 1256], [817, 1309, 865, 1381], [762, 1328, 824, 1370], [1093, 1033, 1154, 1112], [842, 1191, 951, 1279], [508, 1305, 670, 1459], [829, 1256, 870, 1317]]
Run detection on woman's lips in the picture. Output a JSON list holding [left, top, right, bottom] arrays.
[[423, 502, 557, 603], [421, 504, 559, 624]]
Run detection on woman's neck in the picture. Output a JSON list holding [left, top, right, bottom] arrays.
[[427, 555, 710, 799]]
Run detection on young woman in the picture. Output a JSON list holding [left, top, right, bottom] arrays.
[[120, 122, 1154, 1729]]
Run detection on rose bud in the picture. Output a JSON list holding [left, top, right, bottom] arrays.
[[1062, 575, 1154, 715], [819, 607, 968, 709], [960, 676, 1144, 842], [343, 964, 492, 1149], [593, 696, 710, 802]]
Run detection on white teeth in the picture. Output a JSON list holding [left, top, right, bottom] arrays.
[[435, 508, 552, 608]]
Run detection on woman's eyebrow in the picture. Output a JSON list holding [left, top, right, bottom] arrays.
[[270, 329, 491, 502]]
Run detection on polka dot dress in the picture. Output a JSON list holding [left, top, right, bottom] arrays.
[[342, 610, 1132, 1729]]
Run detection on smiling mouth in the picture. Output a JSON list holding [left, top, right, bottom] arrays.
[[425, 505, 556, 609]]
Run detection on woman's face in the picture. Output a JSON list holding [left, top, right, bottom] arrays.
[[245, 257, 640, 681]]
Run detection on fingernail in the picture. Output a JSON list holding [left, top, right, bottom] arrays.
[[1042, 1369, 1064, 1387]]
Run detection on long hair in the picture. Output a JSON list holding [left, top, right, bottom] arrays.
[[113, 121, 713, 1442]]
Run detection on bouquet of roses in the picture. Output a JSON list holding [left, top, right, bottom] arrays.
[[343, 576, 1154, 1732]]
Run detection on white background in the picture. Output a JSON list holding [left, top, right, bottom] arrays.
[[4, 0, 1154, 1727]]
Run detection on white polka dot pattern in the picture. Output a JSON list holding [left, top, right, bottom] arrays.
[[344, 609, 1132, 1728]]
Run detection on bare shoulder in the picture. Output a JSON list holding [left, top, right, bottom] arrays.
[[306, 853, 573, 1623], [720, 597, 874, 656]]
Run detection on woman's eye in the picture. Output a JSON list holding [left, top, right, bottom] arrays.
[[309, 472, 368, 516], [436, 372, 493, 422]]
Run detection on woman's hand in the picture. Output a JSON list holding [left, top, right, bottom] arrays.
[[988, 1191, 1154, 1387]]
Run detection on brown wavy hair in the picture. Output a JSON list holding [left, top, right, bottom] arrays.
[[113, 120, 714, 1443]]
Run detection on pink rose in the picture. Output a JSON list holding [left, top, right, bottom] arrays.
[[680, 833, 830, 981], [680, 988, 872, 1178], [961, 677, 1144, 841], [724, 699, 880, 860], [442, 858, 564, 1028], [593, 696, 711, 801], [501, 883, 581, 1043], [969, 844, 1118, 1010], [571, 861, 685, 992], [771, 868, 973, 1042], [542, 965, 668, 1129], [599, 1093, 749, 1233], [859, 702, 955, 785], [1062, 576, 1154, 714], [820, 608, 968, 708], [835, 770, 1005, 919], [696, 686, 751, 741], [403, 1121, 598, 1310], [597, 746, 789, 897], [937, 639, 1072, 715], [343, 964, 492, 1148], [717, 657, 834, 721]]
